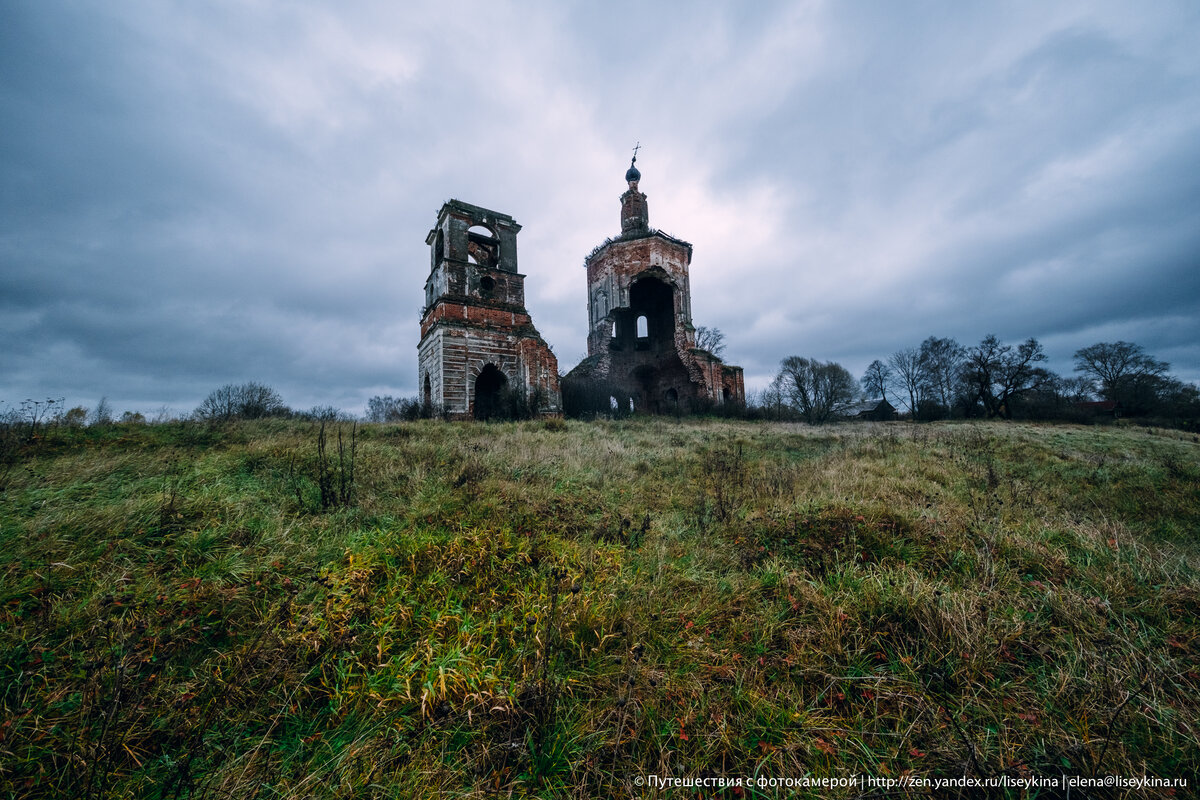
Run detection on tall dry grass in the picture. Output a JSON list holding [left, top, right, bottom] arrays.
[[1, 418, 1197, 797]]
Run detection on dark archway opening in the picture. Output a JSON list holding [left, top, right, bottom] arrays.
[[629, 277, 674, 352], [467, 225, 499, 268], [632, 364, 659, 414], [424, 374, 433, 408], [474, 364, 508, 421], [611, 276, 676, 352]]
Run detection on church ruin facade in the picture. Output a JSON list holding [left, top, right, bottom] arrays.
[[417, 200, 561, 419], [563, 159, 744, 413]]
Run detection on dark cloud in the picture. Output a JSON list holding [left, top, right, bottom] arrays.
[[3, 1, 1199, 417]]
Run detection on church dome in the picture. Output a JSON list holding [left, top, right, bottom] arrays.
[[625, 161, 641, 182]]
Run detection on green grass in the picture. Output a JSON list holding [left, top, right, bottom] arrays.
[[1, 418, 1198, 798]]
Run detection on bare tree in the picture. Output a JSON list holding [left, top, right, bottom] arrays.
[[1073, 341, 1169, 413], [1158, 378, 1200, 420], [962, 335, 1049, 418], [1058, 376, 1095, 403], [777, 356, 857, 424], [693, 326, 726, 357], [918, 336, 965, 415], [749, 374, 789, 420], [366, 396, 405, 422], [91, 397, 114, 426], [888, 347, 926, 419], [195, 382, 287, 421], [860, 359, 892, 403], [366, 395, 437, 422]]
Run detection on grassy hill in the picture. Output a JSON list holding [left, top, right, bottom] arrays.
[[2, 418, 1198, 798]]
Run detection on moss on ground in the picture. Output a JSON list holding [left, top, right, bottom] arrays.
[[1, 418, 1198, 798]]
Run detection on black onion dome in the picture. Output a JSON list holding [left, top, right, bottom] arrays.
[[625, 160, 641, 182]]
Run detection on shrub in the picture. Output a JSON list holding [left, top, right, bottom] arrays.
[[91, 397, 114, 426], [59, 406, 88, 427], [365, 395, 440, 422], [194, 382, 289, 422], [300, 405, 350, 422]]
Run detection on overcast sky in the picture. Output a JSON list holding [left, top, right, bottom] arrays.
[[3, 1, 1199, 416]]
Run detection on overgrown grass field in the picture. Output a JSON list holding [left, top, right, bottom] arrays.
[[2, 419, 1198, 798]]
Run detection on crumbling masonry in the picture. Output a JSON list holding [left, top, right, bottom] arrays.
[[563, 159, 745, 412], [417, 200, 561, 419]]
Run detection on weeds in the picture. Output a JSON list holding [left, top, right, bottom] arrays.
[[1, 418, 1198, 797], [315, 420, 356, 509], [287, 420, 357, 511], [693, 441, 747, 527]]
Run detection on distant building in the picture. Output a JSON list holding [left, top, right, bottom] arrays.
[[563, 158, 744, 413], [844, 398, 897, 421], [417, 200, 560, 419]]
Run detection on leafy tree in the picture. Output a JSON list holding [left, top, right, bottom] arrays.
[[693, 326, 726, 357], [860, 359, 892, 403], [961, 335, 1048, 419], [777, 356, 857, 424]]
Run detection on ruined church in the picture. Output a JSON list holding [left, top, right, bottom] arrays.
[[562, 157, 744, 413], [416, 156, 743, 419]]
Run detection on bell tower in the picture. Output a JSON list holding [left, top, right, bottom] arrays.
[[417, 200, 560, 419]]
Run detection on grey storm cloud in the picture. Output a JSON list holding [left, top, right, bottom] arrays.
[[2, 1, 1199, 415]]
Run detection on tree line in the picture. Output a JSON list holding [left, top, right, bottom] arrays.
[[756, 336, 1199, 426], [6, 340, 1195, 431]]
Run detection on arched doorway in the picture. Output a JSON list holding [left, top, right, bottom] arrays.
[[632, 364, 659, 414], [474, 364, 507, 420], [423, 373, 432, 408]]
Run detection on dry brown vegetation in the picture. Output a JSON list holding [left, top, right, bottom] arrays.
[[1, 418, 1198, 798]]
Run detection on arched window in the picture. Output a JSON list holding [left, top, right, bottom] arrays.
[[636, 315, 648, 338], [467, 225, 498, 268]]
